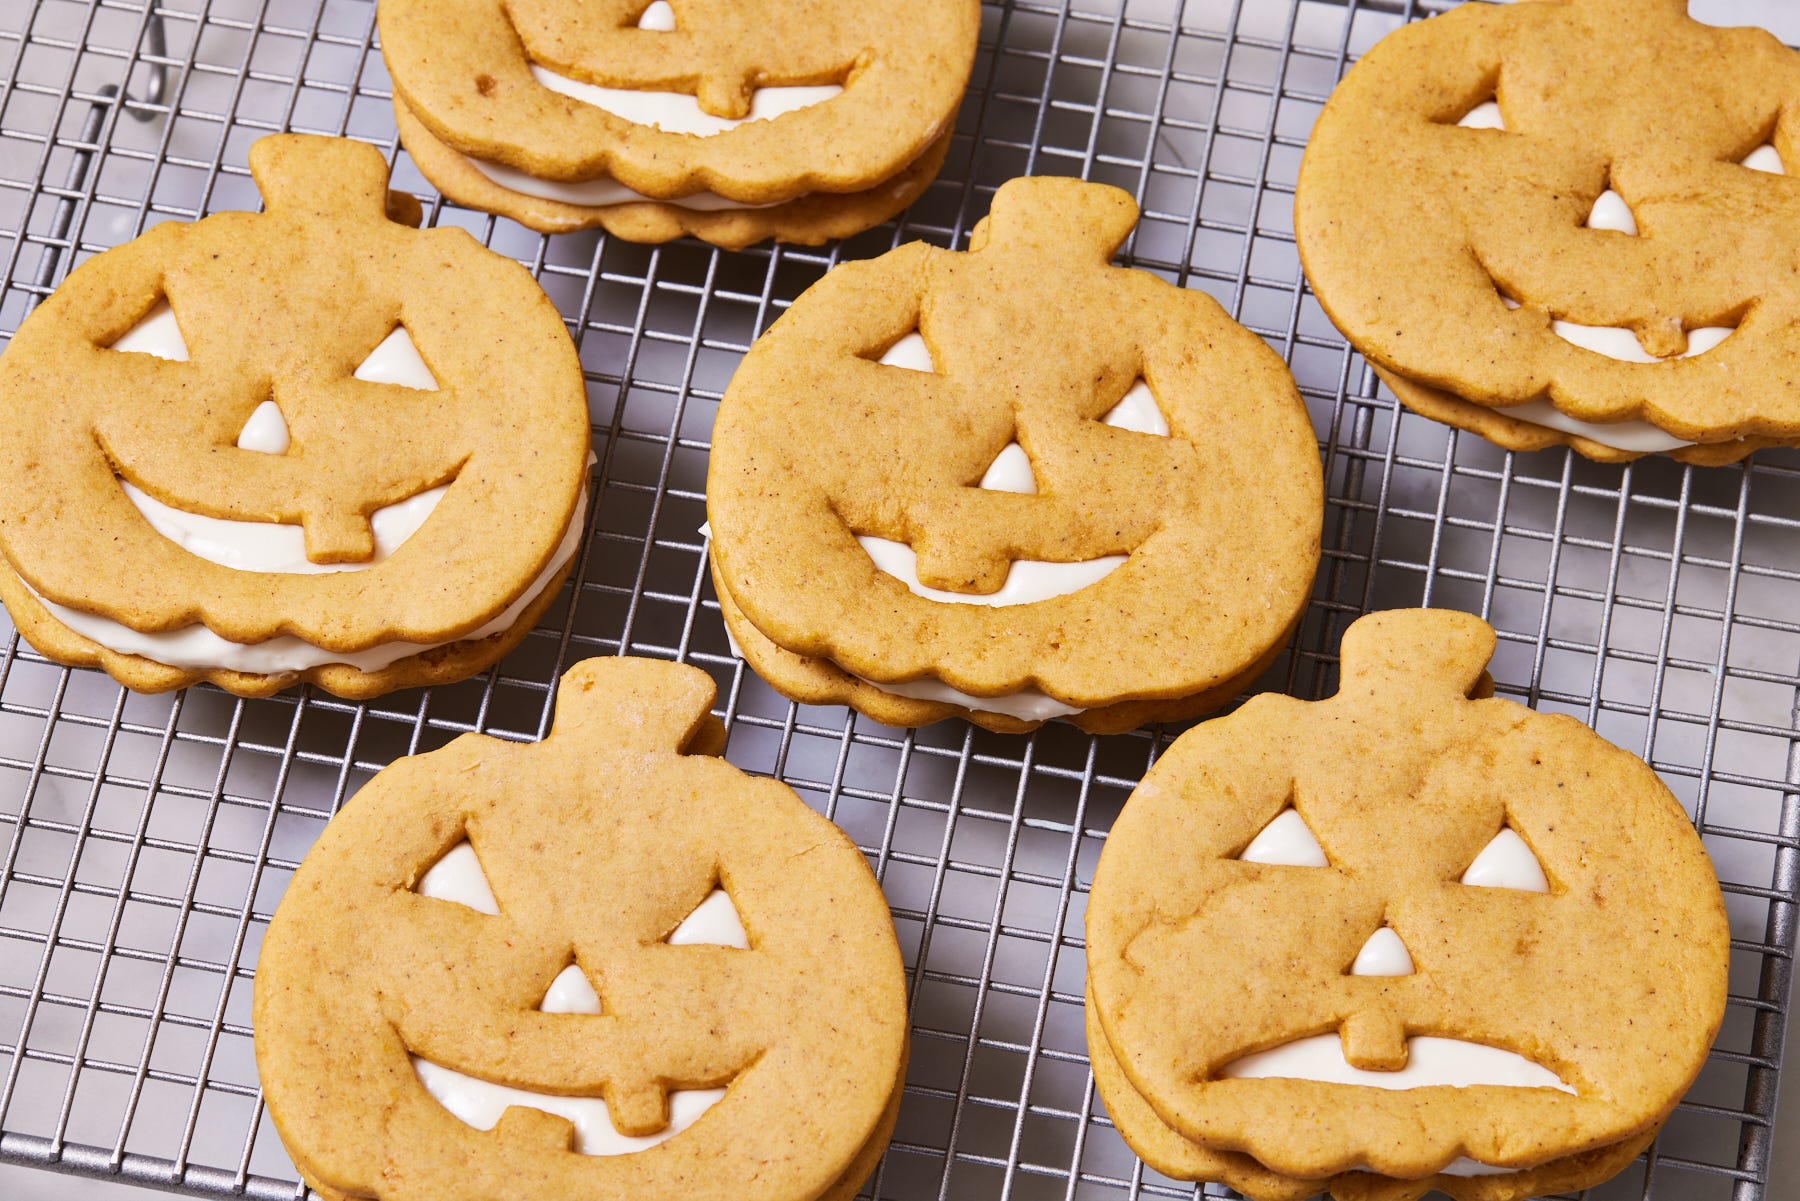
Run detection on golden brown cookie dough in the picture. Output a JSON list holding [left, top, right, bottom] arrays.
[[0, 134, 591, 699], [1295, 0, 1800, 458], [380, 0, 979, 245], [1086, 609, 1728, 1195], [708, 176, 1323, 734], [254, 656, 909, 1201]]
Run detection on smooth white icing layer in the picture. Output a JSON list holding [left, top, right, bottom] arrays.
[[1585, 188, 1638, 237], [1238, 809, 1328, 867], [1349, 927, 1414, 977], [418, 841, 501, 913], [35, 484, 588, 675], [540, 964, 605, 1015], [855, 536, 1126, 608], [1491, 399, 1696, 453], [1459, 828, 1550, 892], [530, 67, 840, 139], [979, 443, 1036, 493], [1222, 1034, 1575, 1093], [236, 401, 290, 454], [412, 1056, 727, 1157], [636, 1, 676, 32], [667, 889, 750, 948], [112, 301, 187, 358], [1455, 100, 1504, 130], [464, 153, 778, 211]]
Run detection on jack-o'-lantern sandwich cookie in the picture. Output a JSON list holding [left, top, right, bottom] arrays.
[[706, 176, 1324, 734], [0, 134, 592, 700], [1296, 0, 1800, 463], [254, 656, 909, 1201], [380, 0, 980, 248], [1085, 609, 1730, 1201]]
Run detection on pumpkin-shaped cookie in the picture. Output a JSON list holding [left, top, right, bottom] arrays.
[[1295, 0, 1800, 461], [254, 657, 908, 1201], [1085, 609, 1729, 1200], [707, 176, 1323, 734], [380, 0, 978, 247], [0, 135, 591, 699]]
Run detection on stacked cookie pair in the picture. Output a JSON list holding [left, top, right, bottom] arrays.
[[380, 0, 980, 249], [1296, 0, 1800, 463], [1084, 610, 1730, 1201], [255, 658, 910, 1201]]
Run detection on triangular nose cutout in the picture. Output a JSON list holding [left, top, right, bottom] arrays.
[[667, 889, 750, 947], [538, 964, 603, 1015], [354, 326, 439, 390], [1460, 828, 1550, 893], [978, 443, 1038, 494], [110, 300, 189, 361], [1456, 100, 1504, 130], [637, 0, 676, 30], [236, 400, 291, 454], [1350, 928, 1415, 977], [1100, 381, 1169, 436], [1743, 144, 1786, 175], [1238, 808, 1328, 867], [415, 842, 501, 915], [877, 331, 936, 373], [1586, 189, 1638, 236]]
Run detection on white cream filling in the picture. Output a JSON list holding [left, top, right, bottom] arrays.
[[32, 485, 587, 675], [1451, 104, 1785, 452], [1223, 1034, 1575, 1177], [1459, 828, 1550, 892], [1238, 808, 1329, 867], [1349, 928, 1414, 978]]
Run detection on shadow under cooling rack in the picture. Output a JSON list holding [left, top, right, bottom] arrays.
[[0, 1, 1795, 1199]]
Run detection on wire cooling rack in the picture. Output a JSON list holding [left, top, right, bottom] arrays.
[[0, 1, 1795, 1199]]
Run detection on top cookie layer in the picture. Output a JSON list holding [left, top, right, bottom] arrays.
[[1295, 0, 1800, 440], [378, 0, 979, 203], [254, 657, 908, 1201], [1086, 609, 1729, 1180], [0, 135, 590, 651], [707, 176, 1322, 711]]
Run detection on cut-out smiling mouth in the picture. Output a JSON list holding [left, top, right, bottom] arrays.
[[412, 1056, 732, 1157], [1220, 1033, 1574, 1093]]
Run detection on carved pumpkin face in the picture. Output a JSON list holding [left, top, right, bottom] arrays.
[[1296, 0, 1800, 444], [0, 135, 589, 658], [1085, 610, 1729, 1182], [254, 658, 908, 1201], [377, 0, 978, 201], [707, 177, 1321, 730]]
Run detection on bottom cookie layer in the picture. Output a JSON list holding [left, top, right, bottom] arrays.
[[395, 94, 952, 251], [1376, 367, 1778, 466], [0, 554, 574, 700], [712, 560, 1289, 735], [1085, 990, 1658, 1201]]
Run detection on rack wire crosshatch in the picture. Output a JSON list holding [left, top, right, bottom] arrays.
[[0, 1, 1794, 1198]]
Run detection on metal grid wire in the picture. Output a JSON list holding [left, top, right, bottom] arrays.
[[0, 1, 1794, 1198]]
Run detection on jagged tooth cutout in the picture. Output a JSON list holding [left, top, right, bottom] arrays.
[[110, 300, 190, 362], [354, 325, 439, 391], [236, 401, 291, 454], [415, 841, 501, 914], [1100, 381, 1169, 436], [1238, 808, 1328, 867], [1459, 827, 1550, 893], [637, 0, 676, 31], [978, 443, 1038, 494], [1455, 100, 1505, 131], [666, 888, 749, 948], [1742, 144, 1786, 175], [538, 964, 604, 1015], [1349, 927, 1415, 978], [875, 331, 937, 373]]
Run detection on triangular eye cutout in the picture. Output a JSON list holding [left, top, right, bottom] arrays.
[[1742, 144, 1786, 175], [538, 963, 604, 1015], [354, 326, 439, 391], [666, 888, 749, 948], [1459, 828, 1549, 893], [876, 331, 937, 373], [1238, 808, 1328, 867], [1100, 381, 1169, 436], [1455, 100, 1505, 130], [236, 400, 291, 454], [978, 443, 1038, 494], [415, 841, 501, 914], [637, 0, 676, 30], [1349, 927, 1415, 978], [110, 300, 189, 362], [1585, 188, 1638, 236]]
